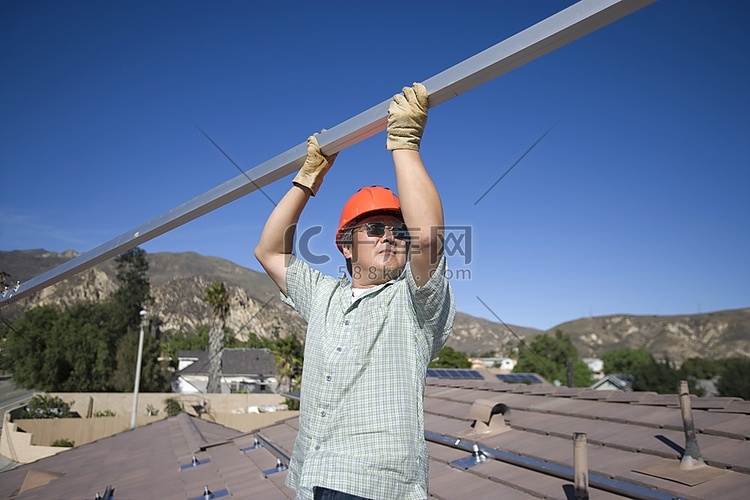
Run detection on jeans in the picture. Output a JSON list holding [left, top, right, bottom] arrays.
[[313, 487, 370, 500]]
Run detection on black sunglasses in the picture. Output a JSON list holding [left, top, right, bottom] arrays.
[[353, 222, 409, 240]]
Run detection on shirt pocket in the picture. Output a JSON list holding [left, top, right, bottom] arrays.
[[343, 305, 389, 368]]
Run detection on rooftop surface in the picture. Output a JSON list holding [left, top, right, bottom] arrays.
[[1, 372, 748, 499], [178, 348, 277, 376]]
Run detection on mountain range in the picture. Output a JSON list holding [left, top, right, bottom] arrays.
[[1, 249, 748, 362]]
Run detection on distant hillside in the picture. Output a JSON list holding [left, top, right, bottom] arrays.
[[551, 309, 750, 362], [0, 249, 304, 340], [2, 249, 748, 362], [0, 248, 81, 283], [446, 312, 541, 357]]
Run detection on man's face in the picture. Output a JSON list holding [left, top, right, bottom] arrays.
[[342, 214, 409, 286]]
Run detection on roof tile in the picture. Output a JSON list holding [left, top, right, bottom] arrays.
[[2, 380, 749, 499]]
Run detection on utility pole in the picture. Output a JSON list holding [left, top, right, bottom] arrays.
[[130, 310, 147, 430]]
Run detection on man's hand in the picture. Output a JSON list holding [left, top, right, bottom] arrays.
[[293, 134, 338, 196], [387, 82, 429, 151]]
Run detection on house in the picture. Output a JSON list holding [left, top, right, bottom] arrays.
[[583, 357, 604, 379], [472, 357, 517, 371], [2, 368, 748, 499], [591, 373, 634, 392], [173, 348, 279, 394]]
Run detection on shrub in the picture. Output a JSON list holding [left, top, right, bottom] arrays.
[[717, 358, 750, 400], [283, 397, 300, 411], [164, 397, 183, 416], [21, 395, 75, 419], [94, 409, 116, 417], [51, 438, 74, 447]]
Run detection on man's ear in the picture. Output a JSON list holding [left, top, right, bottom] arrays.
[[341, 244, 353, 260]]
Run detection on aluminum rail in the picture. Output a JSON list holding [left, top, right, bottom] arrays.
[[0, 0, 656, 307], [425, 431, 685, 500], [252, 433, 290, 467]]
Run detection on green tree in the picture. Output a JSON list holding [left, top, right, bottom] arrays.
[[630, 356, 682, 394], [602, 349, 695, 395], [203, 282, 230, 393], [1, 301, 130, 391], [241, 332, 273, 349], [110, 323, 171, 392], [717, 358, 750, 400], [514, 329, 594, 387], [111, 247, 152, 334], [0, 249, 157, 392], [164, 325, 210, 360], [601, 348, 652, 375], [57, 303, 116, 391], [430, 346, 471, 368], [1, 305, 66, 390], [566, 359, 597, 387], [680, 357, 721, 379], [270, 331, 304, 394]]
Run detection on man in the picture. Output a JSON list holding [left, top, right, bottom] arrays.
[[255, 82, 455, 500]]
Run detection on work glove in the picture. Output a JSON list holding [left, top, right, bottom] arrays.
[[387, 82, 429, 151], [293, 134, 338, 196]]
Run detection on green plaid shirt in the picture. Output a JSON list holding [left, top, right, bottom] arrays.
[[281, 254, 455, 499]]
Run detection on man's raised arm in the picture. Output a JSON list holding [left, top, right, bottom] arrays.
[[387, 83, 445, 288], [254, 135, 337, 295]]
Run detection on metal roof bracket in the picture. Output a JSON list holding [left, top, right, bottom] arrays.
[[189, 485, 230, 500], [248, 433, 290, 478], [450, 444, 488, 470], [240, 437, 262, 453], [262, 458, 288, 478], [180, 455, 211, 471]]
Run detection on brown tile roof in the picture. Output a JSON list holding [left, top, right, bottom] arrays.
[[422, 377, 750, 499], [0, 413, 295, 499], [1, 374, 749, 499]]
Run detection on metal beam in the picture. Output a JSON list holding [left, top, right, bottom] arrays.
[[425, 431, 684, 500], [0, 0, 656, 307]]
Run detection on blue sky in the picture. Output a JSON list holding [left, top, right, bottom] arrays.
[[1, 0, 748, 331]]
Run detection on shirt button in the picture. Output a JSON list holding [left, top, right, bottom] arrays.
[[321, 411, 326, 417], [325, 375, 331, 381], [344, 320, 350, 325], [336, 347, 342, 352], [315, 445, 320, 451]]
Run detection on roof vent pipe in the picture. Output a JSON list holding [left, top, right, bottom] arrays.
[[573, 433, 589, 500], [678, 380, 707, 470], [466, 399, 511, 436]]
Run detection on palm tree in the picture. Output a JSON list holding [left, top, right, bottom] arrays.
[[203, 282, 230, 393], [270, 331, 303, 394]]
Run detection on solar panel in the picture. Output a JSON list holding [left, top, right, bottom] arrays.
[[496, 373, 542, 384], [426, 369, 483, 380]]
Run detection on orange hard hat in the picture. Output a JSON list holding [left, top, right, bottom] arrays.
[[336, 186, 402, 252]]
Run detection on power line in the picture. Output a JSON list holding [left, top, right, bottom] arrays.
[[475, 295, 560, 378]]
